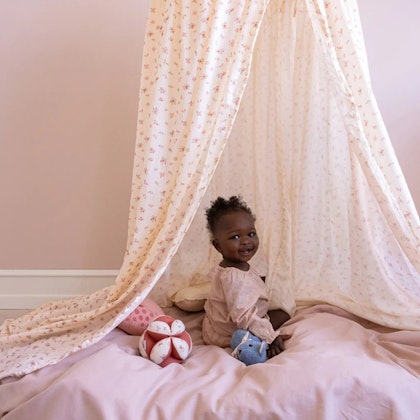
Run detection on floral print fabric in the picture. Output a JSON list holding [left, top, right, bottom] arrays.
[[167, 0, 419, 326]]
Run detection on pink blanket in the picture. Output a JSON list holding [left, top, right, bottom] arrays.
[[1, 304, 419, 419]]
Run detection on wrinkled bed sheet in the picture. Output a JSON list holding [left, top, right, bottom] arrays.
[[1, 304, 419, 419]]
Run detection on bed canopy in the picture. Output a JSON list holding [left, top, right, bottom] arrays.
[[1, 0, 419, 379]]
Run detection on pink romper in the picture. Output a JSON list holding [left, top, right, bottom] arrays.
[[202, 266, 278, 347]]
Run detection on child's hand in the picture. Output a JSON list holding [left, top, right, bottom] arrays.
[[267, 335, 284, 359]]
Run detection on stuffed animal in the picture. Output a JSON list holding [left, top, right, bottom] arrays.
[[231, 329, 267, 366], [139, 315, 192, 367]]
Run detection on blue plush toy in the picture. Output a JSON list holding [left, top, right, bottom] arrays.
[[230, 329, 267, 365]]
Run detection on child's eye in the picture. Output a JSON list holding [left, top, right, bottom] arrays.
[[249, 232, 256, 237], [230, 234, 240, 240]]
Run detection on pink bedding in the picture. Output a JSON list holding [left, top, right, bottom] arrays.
[[1, 304, 419, 419]]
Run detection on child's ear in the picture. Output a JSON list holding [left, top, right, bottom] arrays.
[[212, 239, 221, 253]]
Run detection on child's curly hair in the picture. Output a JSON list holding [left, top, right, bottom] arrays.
[[205, 196, 255, 234]]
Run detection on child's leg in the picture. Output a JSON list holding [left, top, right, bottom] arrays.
[[267, 309, 290, 330]]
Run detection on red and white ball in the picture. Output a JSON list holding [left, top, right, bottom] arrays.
[[139, 315, 192, 367]]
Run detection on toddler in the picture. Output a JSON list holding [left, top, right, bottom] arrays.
[[202, 196, 290, 358]]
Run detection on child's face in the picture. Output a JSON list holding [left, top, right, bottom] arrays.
[[212, 210, 259, 266]]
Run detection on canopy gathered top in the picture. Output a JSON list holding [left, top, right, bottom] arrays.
[[1, 0, 419, 379]]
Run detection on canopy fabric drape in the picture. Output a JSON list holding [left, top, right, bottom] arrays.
[[0, 0, 269, 379], [162, 0, 420, 324], [1, 0, 419, 380]]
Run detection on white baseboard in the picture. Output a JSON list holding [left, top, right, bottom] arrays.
[[0, 270, 119, 309]]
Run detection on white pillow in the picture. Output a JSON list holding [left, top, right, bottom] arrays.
[[171, 282, 211, 312]]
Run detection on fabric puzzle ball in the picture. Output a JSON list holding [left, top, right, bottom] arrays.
[[139, 315, 192, 367]]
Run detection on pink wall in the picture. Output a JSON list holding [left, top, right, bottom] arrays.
[[0, 1, 418, 269], [0, 1, 149, 268]]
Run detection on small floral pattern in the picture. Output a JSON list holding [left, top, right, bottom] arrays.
[[1, 0, 419, 380]]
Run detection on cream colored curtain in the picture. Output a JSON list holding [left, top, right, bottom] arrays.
[[161, 0, 420, 324], [0, 0, 269, 379], [1, 0, 419, 380]]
